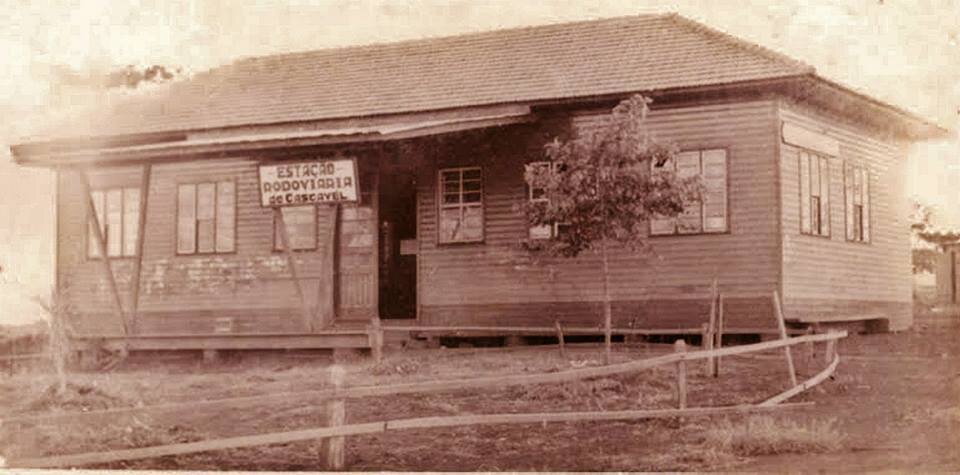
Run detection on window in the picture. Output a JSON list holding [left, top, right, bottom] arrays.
[[177, 181, 236, 254], [88, 187, 140, 258], [799, 151, 830, 236], [438, 167, 483, 244], [525, 161, 569, 240], [274, 206, 318, 251], [650, 149, 728, 235], [844, 162, 870, 242]]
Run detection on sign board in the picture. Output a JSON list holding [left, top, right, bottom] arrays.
[[782, 122, 840, 157], [258, 158, 359, 207]]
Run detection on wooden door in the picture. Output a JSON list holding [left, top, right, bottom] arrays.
[[336, 166, 379, 322]]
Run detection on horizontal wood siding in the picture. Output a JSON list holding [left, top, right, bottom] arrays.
[[778, 101, 913, 330], [58, 157, 376, 335], [418, 100, 781, 328]]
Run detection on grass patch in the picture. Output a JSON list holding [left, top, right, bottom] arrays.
[[704, 415, 844, 456]]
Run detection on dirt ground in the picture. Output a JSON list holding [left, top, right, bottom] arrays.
[[1, 309, 958, 471]]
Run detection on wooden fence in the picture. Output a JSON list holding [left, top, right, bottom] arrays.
[[7, 328, 846, 469]]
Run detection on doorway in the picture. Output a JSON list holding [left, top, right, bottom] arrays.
[[378, 170, 417, 318]]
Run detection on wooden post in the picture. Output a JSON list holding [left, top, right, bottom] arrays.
[[705, 278, 718, 376], [701, 323, 712, 375], [129, 164, 152, 334], [315, 204, 339, 329], [772, 291, 798, 388], [555, 320, 566, 358], [674, 339, 687, 409], [275, 208, 313, 332], [824, 330, 838, 365], [369, 318, 383, 363], [79, 168, 128, 335], [324, 365, 346, 470], [714, 293, 725, 377]]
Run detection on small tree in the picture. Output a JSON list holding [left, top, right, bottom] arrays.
[[521, 95, 703, 363]]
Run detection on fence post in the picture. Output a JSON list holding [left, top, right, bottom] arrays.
[[824, 330, 838, 365], [714, 293, 724, 377], [674, 339, 687, 409], [772, 291, 798, 388], [701, 323, 712, 376], [555, 320, 566, 359], [369, 318, 383, 364], [324, 365, 346, 470]]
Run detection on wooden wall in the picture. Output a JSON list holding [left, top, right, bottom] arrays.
[[417, 99, 783, 329], [58, 155, 378, 335], [777, 101, 913, 330]]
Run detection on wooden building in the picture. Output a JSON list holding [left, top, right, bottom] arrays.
[[11, 14, 947, 352]]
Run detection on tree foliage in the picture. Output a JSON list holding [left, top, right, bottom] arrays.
[[520, 94, 703, 257]]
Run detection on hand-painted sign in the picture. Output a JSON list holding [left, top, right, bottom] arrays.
[[258, 158, 359, 207]]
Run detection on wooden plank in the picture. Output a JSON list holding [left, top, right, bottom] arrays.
[[12, 403, 814, 469], [129, 163, 152, 333], [714, 293, 725, 376], [324, 366, 346, 469], [275, 208, 312, 332], [760, 354, 840, 406], [555, 320, 566, 358], [772, 291, 798, 388], [706, 279, 717, 374], [78, 168, 128, 335], [674, 339, 687, 409], [6, 331, 846, 426], [388, 325, 703, 335]]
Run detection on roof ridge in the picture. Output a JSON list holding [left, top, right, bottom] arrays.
[[231, 13, 671, 67], [664, 13, 815, 74]]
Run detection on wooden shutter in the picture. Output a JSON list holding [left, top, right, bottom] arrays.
[[818, 156, 830, 236], [799, 152, 811, 234], [702, 149, 727, 232], [215, 181, 236, 252], [177, 184, 197, 254], [844, 163, 855, 240], [861, 167, 870, 242]]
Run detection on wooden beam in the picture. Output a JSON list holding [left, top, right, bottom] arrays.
[[772, 291, 799, 388], [760, 354, 839, 406], [129, 163, 152, 333], [12, 403, 814, 468], [78, 168, 128, 335], [714, 293, 725, 376], [275, 208, 312, 332], [4, 331, 847, 427]]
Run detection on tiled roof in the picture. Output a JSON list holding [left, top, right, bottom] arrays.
[[42, 13, 816, 140]]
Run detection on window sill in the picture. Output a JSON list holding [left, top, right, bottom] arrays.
[[649, 230, 730, 238]]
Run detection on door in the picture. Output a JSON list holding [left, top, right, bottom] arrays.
[[336, 165, 379, 321], [378, 170, 418, 318]]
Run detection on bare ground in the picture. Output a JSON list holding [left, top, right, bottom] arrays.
[[1, 310, 958, 471]]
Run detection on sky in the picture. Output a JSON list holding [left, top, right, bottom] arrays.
[[0, 0, 958, 324]]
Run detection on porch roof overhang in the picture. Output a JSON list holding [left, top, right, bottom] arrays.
[[11, 104, 536, 167]]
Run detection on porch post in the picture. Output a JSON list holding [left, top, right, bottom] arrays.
[[129, 163, 152, 333]]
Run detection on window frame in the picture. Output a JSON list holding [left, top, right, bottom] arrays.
[[175, 180, 238, 256], [437, 166, 484, 245], [649, 148, 730, 237], [87, 186, 140, 260], [273, 205, 320, 252], [844, 161, 871, 244], [798, 151, 831, 238]]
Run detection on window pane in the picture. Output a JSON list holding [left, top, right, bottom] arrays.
[[439, 207, 461, 243], [462, 206, 483, 241], [462, 168, 481, 180], [463, 180, 482, 192], [216, 181, 236, 252], [106, 189, 123, 257], [702, 150, 727, 232], [177, 184, 197, 254], [810, 154, 821, 197], [122, 188, 140, 256], [443, 193, 460, 204], [443, 180, 460, 194], [799, 153, 811, 234], [463, 192, 482, 203], [276, 206, 316, 250]]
